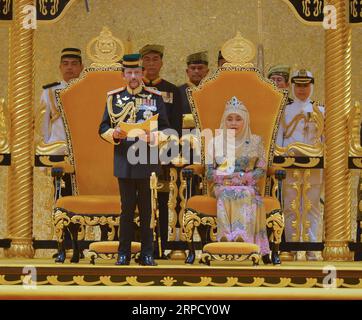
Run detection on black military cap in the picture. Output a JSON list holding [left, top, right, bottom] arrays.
[[61, 48, 82, 60], [122, 53, 143, 69]]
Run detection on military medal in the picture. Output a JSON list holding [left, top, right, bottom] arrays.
[[115, 94, 124, 108], [136, 97, 156, 120], [161, 91, 173, 104], [143, 98, 153, 119], [143, 110, 153, 119]]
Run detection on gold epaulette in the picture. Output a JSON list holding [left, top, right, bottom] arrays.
[[107, 87, 125, 96], [182, 113, 195, 129], [315, 101, 325, 109], [144, 87, 161, 96]]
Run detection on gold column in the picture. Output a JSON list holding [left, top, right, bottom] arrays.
[[5, 0, 35, 258], [323, 0, 352, 260]]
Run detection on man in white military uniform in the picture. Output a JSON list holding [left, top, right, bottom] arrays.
[[40, 48, 84, 155], [276, 69, 324, 261], [38, 48, 84, 260]]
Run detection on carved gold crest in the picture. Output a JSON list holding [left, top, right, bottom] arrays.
[[86, 27, 124, 67], [221, 32, 256, 67]]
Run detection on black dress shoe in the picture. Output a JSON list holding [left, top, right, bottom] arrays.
[[79, 249, 85, 259], [271, 251, 281, 265], [185, 252, 195, 264], [139, 255, 157, 266], [262, 254, 272, 265], [54, 251, 66, 263], [115, 255, 130, 266]]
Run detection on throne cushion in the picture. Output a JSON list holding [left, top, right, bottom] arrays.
[[56, 195, 120, 215], [89, 241, 141, 254], [187, 195, 217, 216], [203, 242, 260, 255]]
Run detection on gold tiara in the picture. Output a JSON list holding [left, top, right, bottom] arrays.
[[225, 96, 248, 114]]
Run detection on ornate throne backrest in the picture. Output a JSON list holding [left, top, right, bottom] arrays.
[[188, 67, 287, 196], [58, 68, 126, 195]]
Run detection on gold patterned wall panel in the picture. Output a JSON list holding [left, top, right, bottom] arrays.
[[0, 27, 8, 102], [352, 28, 362, 106], [32, 0, 361, 109], [0, 1, 360, 117], [0, 167, 8, 258], [0, 25, 8, 258], [32, 167, 57, 258], [0, 0, 361, 249], [0, 26, 7, 258]]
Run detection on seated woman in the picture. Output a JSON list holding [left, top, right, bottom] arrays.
[[206, 96, 271, 262]]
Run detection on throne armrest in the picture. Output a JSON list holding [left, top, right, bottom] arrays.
[[267, 166, 286, 211], [181, 164, 204, 204], [182, 113, 196, 129], [182, 164, 205, 176], [51, 160, 75, 174], [267, 166, 286, 180], [50, 161, 75, 201]]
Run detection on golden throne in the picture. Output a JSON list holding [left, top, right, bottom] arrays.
[[182, 33, 287, 266], [51, 67, 131, 263], [50, 28, 144, 263]]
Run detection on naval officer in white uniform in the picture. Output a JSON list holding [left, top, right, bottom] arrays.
[[276, 69, 324, 261], [40, 48, 84, 155]]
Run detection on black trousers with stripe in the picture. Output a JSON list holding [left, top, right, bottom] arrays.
[[117, 178, 154, 258]]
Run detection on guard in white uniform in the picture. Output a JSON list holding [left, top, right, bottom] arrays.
[[39, 48, 84, 260], [40, 80, 67, 152], [40, 48, 84, 155], [276, 69, 324, 260]]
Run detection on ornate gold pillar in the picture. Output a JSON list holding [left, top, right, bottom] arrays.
[[5, 0, 35, 258], [323, 0, 352, 260]]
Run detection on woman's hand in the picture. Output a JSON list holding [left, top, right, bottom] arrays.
[[241, 172, 255, 186]]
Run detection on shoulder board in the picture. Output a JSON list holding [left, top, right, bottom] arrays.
[[107, 87, 125, 96], [144, 87, 161, 96], [312, 100, 325, 108], [286, 97, 294, 105], [42, 82, 61, 90]]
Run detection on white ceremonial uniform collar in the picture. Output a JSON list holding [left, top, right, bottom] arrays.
[[302, 101, 314, 113], [289, 97, 312, 113], [60, 80, 68, 88]]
